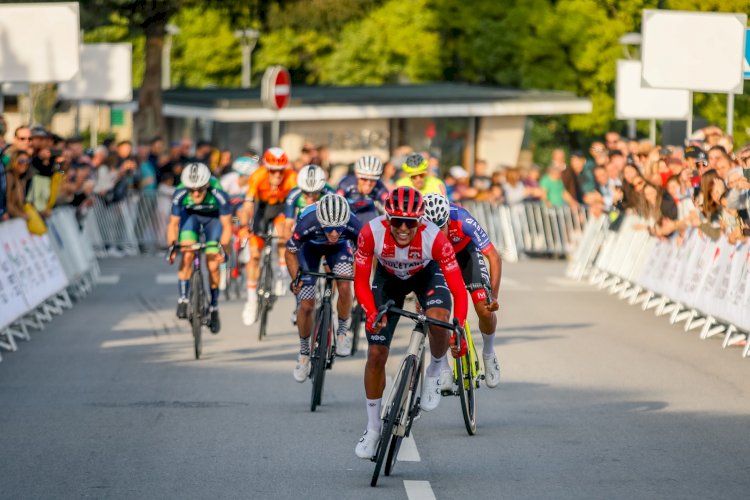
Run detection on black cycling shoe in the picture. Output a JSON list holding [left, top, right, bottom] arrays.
[[209, 309, 221, 334], [176, 301, 188, 319]]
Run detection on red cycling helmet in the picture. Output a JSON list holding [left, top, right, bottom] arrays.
[[263, 147, 288, 170], [385, 186, 424, 218]]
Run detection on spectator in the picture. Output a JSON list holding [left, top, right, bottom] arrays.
[[448, 166, 477, 202], [149, 137, 165, 175], [194, 140, 212, 164], [137, 143, 157, 192], [5, 150, 31, 220], [382, 158, 397, 190], [604, 131, 621, 151], [539, 165, 571, 208], [549, 148, 566, 170], [707, 145, 728, 170], [522, 165, 544, 202], [502, 167, 528, 206], [562, 150, 585, 206], [471, 159, 492, 193]]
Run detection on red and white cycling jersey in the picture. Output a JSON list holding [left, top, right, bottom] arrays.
[[354, 215, 468, 326], [358, 217, 448, 279]]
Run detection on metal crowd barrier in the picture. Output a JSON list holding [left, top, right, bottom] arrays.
[[461, 201, 588, 262], [83, 191, 172, 256], [565, 214, 750, 359]]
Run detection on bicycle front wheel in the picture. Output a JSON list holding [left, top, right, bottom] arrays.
[[372, 355, 414, 487], [190, 270, 203, 360], [350, 304, 362, 356], [457, 347, 477, 435], [257, 257, 274, 341], [310, 307, 330, 412]]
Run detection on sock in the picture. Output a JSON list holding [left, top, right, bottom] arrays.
[[210, 288, 219, 307], [366, 398, 382, 432], [279, 263, 289, 279], [337, 317, 351, 336], [427, 355, 445, 377], [441, 355, 451, 371], [482, 332, 496, 357], [299, 337, 310, 356], [178, 280, 190, 300], [246, 283, 257, 302]]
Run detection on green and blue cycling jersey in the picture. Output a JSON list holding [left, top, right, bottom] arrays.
[[283, 183, 336, 220], [171, 177, 231, 251]]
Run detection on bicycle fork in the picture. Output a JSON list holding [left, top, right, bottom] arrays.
[[386, 328, 426, 438]]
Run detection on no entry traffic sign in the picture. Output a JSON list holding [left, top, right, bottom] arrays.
[[261, 66, 291, 110]]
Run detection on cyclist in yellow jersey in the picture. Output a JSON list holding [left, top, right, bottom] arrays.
[[395, 152, 447, 196]]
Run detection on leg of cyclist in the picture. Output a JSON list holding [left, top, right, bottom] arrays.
[[416, 263, 454, 412], [173, 213, 197, 319], [328, 246, 354, 357], [356, 265, 406, 459], [204, 216, 230, 334], [243, 203, 267, 325], [290, 246, 320, 382], [273, 214, 290, 295]]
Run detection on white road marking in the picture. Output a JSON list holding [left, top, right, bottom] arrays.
[[97, 274, 120, 285], [404, 480, 436, 500], [155, 273, 178, 284], [397, 433, 421, 462]]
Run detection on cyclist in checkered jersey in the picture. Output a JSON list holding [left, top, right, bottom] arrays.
[[353, 186, 468, 459]]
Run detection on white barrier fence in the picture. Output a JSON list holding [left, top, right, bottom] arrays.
[[462, 201, 588, 262], [566, 214, 750, 358], [0, 208, 99, 362]]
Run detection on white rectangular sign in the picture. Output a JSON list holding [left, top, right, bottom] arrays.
[[0, 3, 80, 82], [58, 44, 133, 102], [616, 60, 690, 119], [641, 9, 747, 94]]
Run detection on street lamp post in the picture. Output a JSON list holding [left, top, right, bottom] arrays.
[[162, 24, 181, 90], [235, 28, 260, 88]]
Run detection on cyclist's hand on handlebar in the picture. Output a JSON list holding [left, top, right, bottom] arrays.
[[449, 327, 468, 357], [166, 243, 177, 265], [290, 279, 303, 295], [486, 298, 499, 313], [366, 311, 387, 333]]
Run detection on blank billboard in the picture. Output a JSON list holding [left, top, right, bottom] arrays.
[[58, 44, 133, 102], [641, 9, 746, 94], [0, 3, 80, 82], [616, 60, 690, 120]]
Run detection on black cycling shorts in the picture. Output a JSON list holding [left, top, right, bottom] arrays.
[[252, 202, 285, 235], [455, 241, 490, 302], [368, 261, 452, 348]]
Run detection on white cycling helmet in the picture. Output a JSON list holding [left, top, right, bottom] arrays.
[[316, 194, 351, 228], [422, 193, 451, 228], [181, 162, 211, 189], [354, 155, 383, 180], [297, 164, 327, 193], [233, 155, 260, 176]]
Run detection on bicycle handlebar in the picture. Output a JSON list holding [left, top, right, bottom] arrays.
[[293, 270, 355, 288], [166, 242, 226, 262], [373, 300, 459, 332]]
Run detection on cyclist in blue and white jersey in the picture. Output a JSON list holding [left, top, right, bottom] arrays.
[[285, 194, 362, 381], [336, 155, 389, 225], [283, 164, 335, 238]]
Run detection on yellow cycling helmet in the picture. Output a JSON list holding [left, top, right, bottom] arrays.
[[401, 153, 428, 176]]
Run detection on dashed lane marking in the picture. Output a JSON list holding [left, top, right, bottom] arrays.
[[397, 433, 421, 462], [155, 273, 178, 285], [97, 274, 121, 285], [404, 480, 437, 500]]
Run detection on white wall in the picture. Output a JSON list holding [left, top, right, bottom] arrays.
[[476, 116, 526, 171]]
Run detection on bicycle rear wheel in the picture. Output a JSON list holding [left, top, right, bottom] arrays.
[[371, 355, 414, 487], [257, 256, 274, 341], [310, 307, 330, 412], [190, 270, 203, 360], [457, 347, 477, 435]]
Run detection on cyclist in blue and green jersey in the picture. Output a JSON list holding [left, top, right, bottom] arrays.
[[167, 162, 232, 333]]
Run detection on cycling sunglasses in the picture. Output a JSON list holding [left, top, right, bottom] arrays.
[[323, 226, 345, 234], [190, 187, 208, 194], [388, 216, 420, 229]]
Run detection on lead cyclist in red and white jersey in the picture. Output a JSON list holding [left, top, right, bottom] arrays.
[[353, 186, 468, 459]]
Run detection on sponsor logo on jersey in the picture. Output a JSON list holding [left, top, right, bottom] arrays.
[[408, 247, 421, 260], [427, 289, 435, 297], [426, 298, 443, 306], [441, 242, 453, 258], [382, 241, 395, 258]]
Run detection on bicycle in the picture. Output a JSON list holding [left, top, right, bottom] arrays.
[[350, 300, 364, 356], [224, 216, 246, 301], [167, 242, 223, 360], [369, 300, 461, 487], [293, 270, 354, 412], [442, 283, 490, 435], [256, 230, 280, 341]]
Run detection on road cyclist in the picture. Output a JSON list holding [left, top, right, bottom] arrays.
[[166, 162, 232, 334], [239, 147, 297, 326], [395, 152, 447, 196], [352, 186, 468, 459], [422, 193, 502, 387], [336, 155, 389, 225], [286, 194, 362, 381]]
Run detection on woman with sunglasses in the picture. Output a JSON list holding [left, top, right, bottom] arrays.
[[166, 162, 233, 334], [5, 150, 32, 219], [353, 186, 467, 459], [285, 194, 362, 380], [422, 193, 502, 388]]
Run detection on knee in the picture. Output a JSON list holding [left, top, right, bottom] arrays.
[[206, 255, 219, 270], [475, 303, 492, 321], [367, 345, 388, 369], [298, 299, 315, 315], [426, 307, 450, 322], [181, 251, 195, 266], [337, 281, 352, 296]]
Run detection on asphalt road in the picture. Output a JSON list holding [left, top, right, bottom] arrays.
[[1, 256, 749, 500]]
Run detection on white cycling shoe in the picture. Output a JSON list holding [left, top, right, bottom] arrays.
[[336, 334, 352, 357], [242, 300, 258, 326], [483, 353, 501, 388], [355, 428, 380, 459], [293, 355, 311, 383], [421, 370, 451, 412]]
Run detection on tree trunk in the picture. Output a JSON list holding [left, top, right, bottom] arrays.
[[136, 20, 167, 143]]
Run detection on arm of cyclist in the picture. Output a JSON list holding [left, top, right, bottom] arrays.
[[285, 248, 302, 294], [432, 231, 468, 327], [284, 213, 310, 294], [483, 245, 502, 312], [458, 206, 501, 310], [354, 224, 386, 333]]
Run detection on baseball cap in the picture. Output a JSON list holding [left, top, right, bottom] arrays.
[[30, 126, 48, 138], [684, 145, 704, 159]]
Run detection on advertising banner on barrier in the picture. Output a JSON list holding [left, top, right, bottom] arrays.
[[0, 221, 30, 329]]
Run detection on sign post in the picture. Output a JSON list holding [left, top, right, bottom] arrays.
[[261, 66, 291, 146]]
